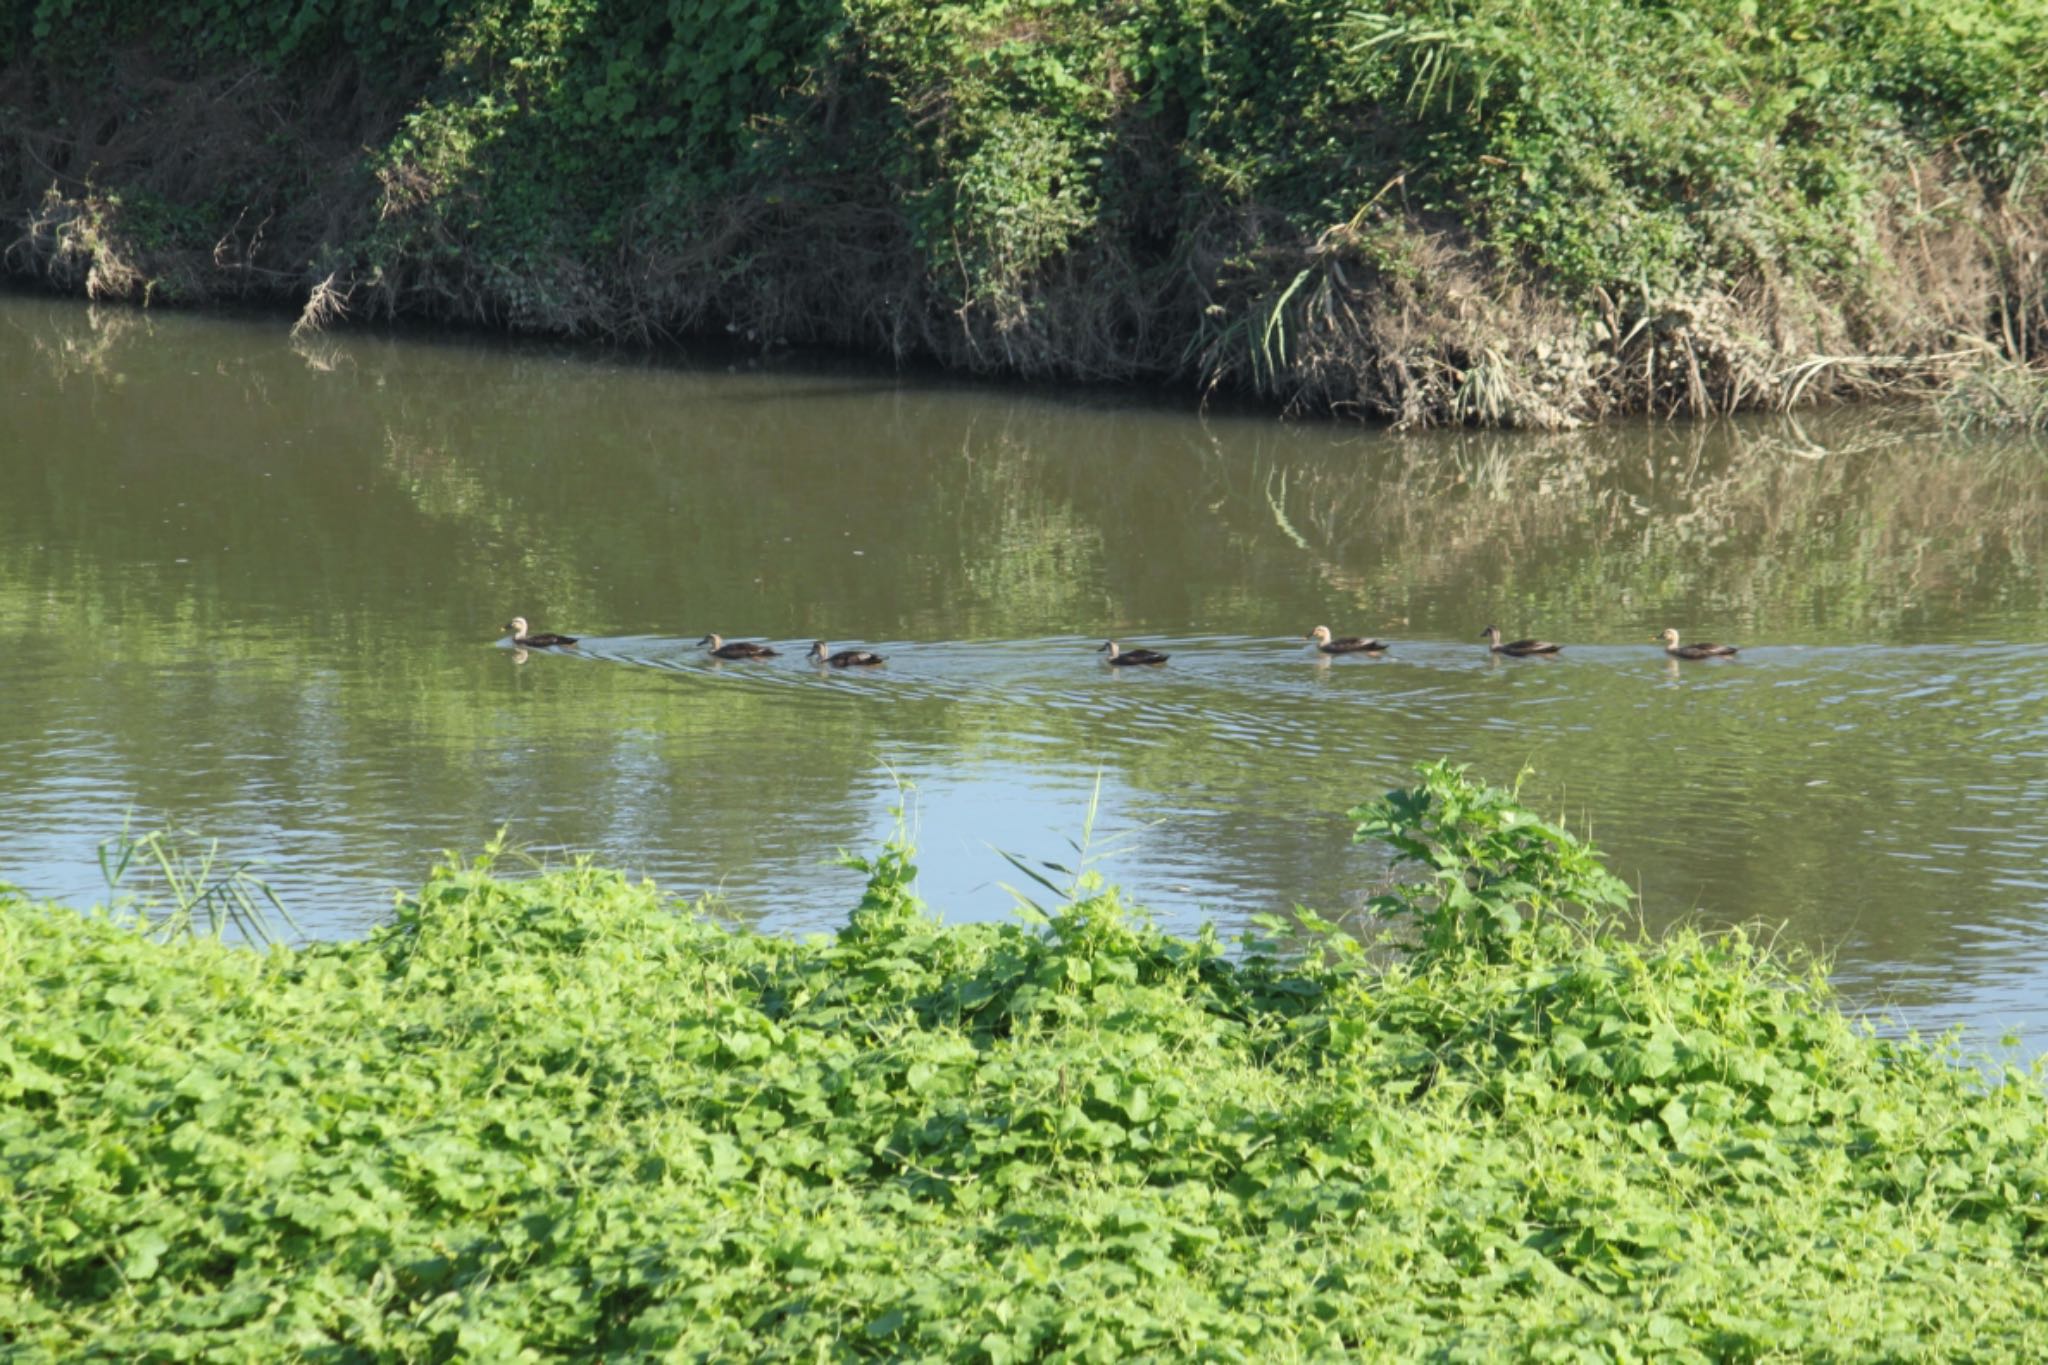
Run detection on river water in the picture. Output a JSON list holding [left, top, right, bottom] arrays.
[[4, 295, 2046, 1049]]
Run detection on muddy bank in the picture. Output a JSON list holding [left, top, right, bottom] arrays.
[[6, 2, 2045, 428]]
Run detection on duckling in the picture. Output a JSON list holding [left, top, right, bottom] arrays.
[[699, 633, 778, 659], [1480, 625, 1561, 657], [809, 640, 885, 668], [1306, 625, 1389, 655], [1658, 628, 1738, 659], [1099, 640, 1169, 666], [503, 617, 578, 648]]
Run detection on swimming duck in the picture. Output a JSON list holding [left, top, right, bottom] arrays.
[[699, 633, 778, 659], [1480, 625, 1561, 657], [1099, 640, 1169, 666], [1659, 628, 1738, 659], [503, 617, 578, 648], [1306, 625, 1389, 655], [809, 640, 885, 667]]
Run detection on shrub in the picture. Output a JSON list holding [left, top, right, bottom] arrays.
[[5, 766, 2046, 1355]]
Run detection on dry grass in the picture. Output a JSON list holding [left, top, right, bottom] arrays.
[[4, 57, 2044, 430], [1938, 355, 2048, 433], [1, 52, 393, 308]]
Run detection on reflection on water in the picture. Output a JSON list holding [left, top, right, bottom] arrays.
[[3, 294, 2047, 1052]]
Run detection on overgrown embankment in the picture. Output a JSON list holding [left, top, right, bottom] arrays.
[[5, 765, 2046, 1356], [4, 1, 2046, 425]]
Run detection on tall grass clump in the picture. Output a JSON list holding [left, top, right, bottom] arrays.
[[1940, 357, 2048, 434], [96, 821, 298, 945], [4, 765, 2047, 1356], [4, 0, 2044, 424]]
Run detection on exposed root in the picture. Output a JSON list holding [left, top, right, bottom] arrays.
[[291, 271, 351, 338], [8, 187, 159, 302]]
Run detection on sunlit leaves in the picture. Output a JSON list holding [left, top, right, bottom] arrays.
[[17, 0, 2040, 338], [3, 774, 2046, 1355]]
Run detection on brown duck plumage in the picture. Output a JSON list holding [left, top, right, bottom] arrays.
[[699, 633, 778, 659], [1098, 640, 1169, 666], [1480, 625, 1561, 656], [504, 617, 578, 648], [1659, 628, 1738, 659], [808, 640, 885, 667], [1306, 625, 1388, 655]]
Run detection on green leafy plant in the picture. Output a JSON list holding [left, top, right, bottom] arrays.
[[4, 766, 2045, 1357], [8, 0, 2042, 423], [1350, 759, 1630, 961]]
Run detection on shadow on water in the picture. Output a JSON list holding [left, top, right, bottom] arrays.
[[4, 294, 2048, 1052]]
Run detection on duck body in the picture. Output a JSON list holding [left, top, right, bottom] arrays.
[[504, 617, 578, 648], [1480, 625, 1561, 656], [1306, 625, 1388, 655], [699, 633, 778, 659], [1099, 640, 1169, 666], [1659, 628, 1738, 659], [809, 640, 885, 668]]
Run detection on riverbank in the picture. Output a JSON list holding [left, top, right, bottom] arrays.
[[4, 0, 2044, 427], [5, 765, 2044, 1355]]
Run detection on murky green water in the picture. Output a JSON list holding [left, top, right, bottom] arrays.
[[5, 295, 2047, 1047]]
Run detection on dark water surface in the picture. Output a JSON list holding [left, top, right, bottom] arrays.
[[5, 296, 2046, 1049]]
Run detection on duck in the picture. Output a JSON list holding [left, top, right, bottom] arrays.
[[1480, 625, 1561, 657], [809, 640, 885, 668], [1099, 640, 1169, 666], [503, 617, 578, 648], [699, 633, 778, 659], [1306, 625, 1389, 655], [1658, 628, 1738, 659]]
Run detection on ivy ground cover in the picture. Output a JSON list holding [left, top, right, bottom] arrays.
[[4, 766, 2046, 1359]]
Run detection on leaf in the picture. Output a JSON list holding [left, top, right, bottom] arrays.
[[991, 844, 1068, 899], [1659, 1097, 1690, 1142], [122, 1228, 170, 1281]]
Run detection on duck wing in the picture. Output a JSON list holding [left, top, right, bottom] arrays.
[[1677, 642, 1738, 658], [519, 632, 579, 648], [1327, 636, 1387, 653], [1505, 639, 1561, 655], [829, 650, 885, 666]]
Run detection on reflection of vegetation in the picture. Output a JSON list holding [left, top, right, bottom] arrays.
[[952, 422, 1112, 632], [1233, 412, 2048, 636], [5, 299, 2046, 998], [10, 771, 2047, 1356], [14, 302, 152, 388], [21, 299, 2041, 643]]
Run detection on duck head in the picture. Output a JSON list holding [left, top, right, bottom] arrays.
[[698, 633, 722, 649], [504, 617, 529, 637], [807, 640, 829, 662], [1307, 626, 1332, 645], [1657, 628, 1681, 647]]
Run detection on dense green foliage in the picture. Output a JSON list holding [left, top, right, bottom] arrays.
[[4, 0, 2044, 421], [5, 764, 2046, 1357]]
